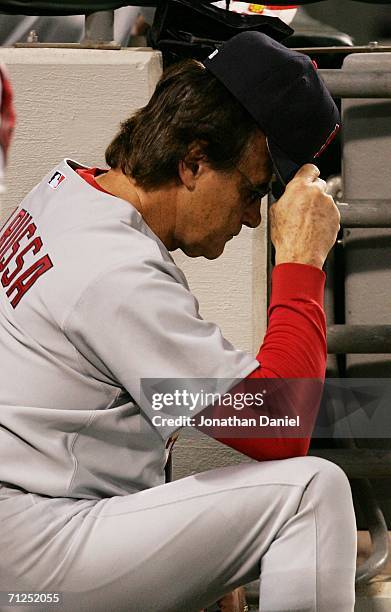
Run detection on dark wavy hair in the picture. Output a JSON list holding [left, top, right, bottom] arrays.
[[105, 59, 258, 190]]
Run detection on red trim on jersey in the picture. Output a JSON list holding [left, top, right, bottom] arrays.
[[76, 167, 111, 195], [217, 263, 326, 462]]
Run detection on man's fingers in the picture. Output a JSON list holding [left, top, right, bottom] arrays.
[[292, 163, 320, 183], [217, 586, 247, 611]]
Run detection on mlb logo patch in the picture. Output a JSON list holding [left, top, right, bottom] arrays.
[[48, 171, 66, 189], [248, 4, 264, 13]]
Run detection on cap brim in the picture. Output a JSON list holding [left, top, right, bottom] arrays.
[[267, 138, 301, 187]]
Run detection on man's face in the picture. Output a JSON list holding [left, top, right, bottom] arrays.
[[174, 130, 272, 259]]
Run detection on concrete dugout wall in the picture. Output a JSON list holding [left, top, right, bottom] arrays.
[[0, 48, 269, 479]]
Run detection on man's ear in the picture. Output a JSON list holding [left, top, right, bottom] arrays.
[[178, 140, 208, 190]]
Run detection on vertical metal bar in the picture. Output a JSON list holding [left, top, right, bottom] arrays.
[[266, 196, 273, 310], [84, 10, 115, 44], [165, 453, 173, 483]]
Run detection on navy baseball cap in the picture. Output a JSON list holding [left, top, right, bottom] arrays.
[[203, 31, 340, 187]]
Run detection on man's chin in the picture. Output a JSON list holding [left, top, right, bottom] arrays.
[[181, 241, 226, 260], [196, 245, 226, 260], [203, 248, 224, 260]]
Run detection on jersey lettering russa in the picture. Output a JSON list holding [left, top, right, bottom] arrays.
[[0, 208, 53, 308]]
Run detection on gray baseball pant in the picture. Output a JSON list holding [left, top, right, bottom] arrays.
[[0, 456, 357, 612]]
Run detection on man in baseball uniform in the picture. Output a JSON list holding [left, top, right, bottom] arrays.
[[0, 33, 356, 612]]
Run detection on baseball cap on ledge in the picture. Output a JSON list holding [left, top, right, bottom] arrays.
[[203, 31, 340, 187]]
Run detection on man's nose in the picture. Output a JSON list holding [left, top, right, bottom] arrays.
[[242, 204, 262, 228]]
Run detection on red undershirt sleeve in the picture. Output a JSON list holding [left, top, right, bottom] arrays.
[[216, 262, 327, 462]]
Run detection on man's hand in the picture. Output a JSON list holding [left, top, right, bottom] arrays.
[[199, 586, 248, 612], [269, 164, 340, 270], [217, 586, 248, 611]]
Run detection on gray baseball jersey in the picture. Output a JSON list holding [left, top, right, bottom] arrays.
[[0, 159, 258, 499]]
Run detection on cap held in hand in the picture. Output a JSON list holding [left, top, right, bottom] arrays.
[[203, 32, 340, 186]]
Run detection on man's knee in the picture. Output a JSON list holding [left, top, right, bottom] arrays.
[[297, 456, 354, 514], [259, 455, 351, 493], [304, 455, 350, 487]]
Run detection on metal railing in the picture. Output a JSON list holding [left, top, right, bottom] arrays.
[[320, 68, 391, 98], [317, 65, 391, 584]]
